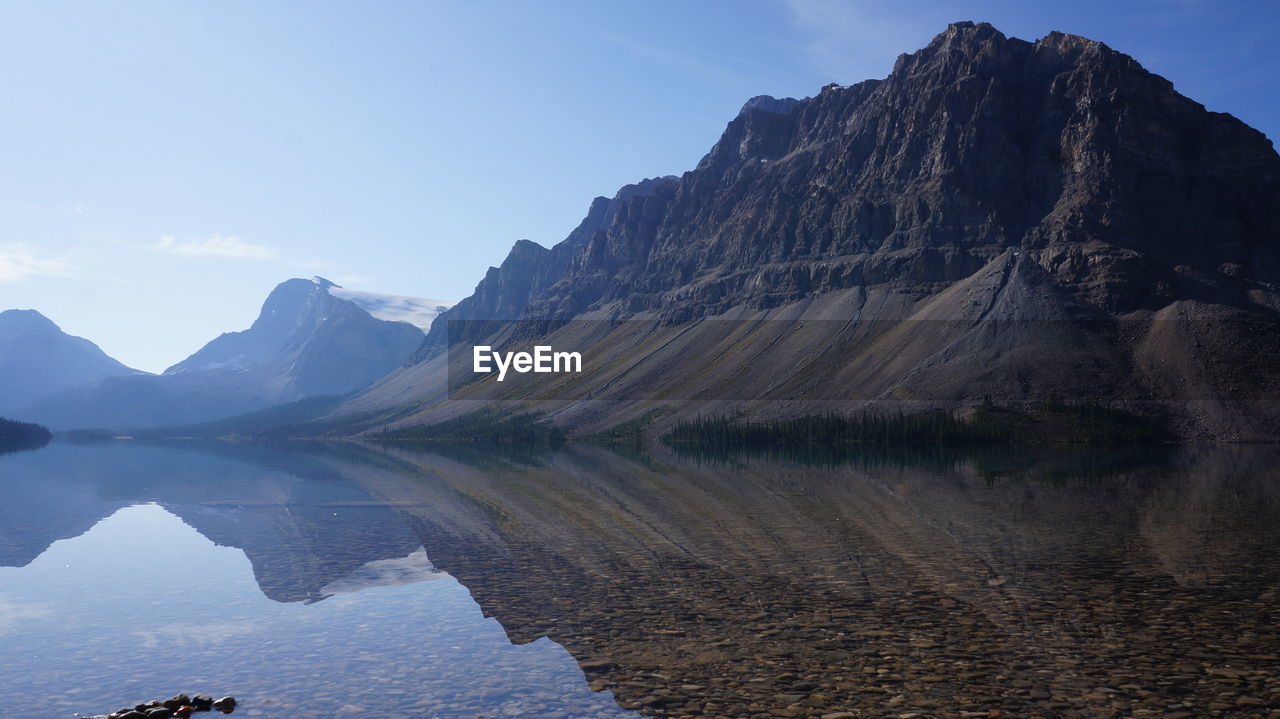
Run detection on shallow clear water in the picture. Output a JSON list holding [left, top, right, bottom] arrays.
[[3, 440, 1279, 718], [0, 443, 635, 718]]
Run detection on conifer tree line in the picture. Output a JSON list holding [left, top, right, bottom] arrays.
[[0, 417, 53, 452], [663, 399, 1167, 446]]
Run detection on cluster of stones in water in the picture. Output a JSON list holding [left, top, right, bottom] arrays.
[[88, 693, 236, 719]]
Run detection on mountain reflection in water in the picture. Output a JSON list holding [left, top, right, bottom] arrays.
[[2, 440, 1277, 718]]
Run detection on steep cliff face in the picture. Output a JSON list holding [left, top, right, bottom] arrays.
[[342, 22, 1280, 438], [416, 176, 678, 356], [514, 22, 1278, 320]]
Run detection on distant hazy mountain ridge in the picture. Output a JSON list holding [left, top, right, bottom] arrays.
[[0, 309, 142, 415], [16, 277, 440, 430], [165, 277, 443, 377]]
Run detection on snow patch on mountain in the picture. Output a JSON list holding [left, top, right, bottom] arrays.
[[328, 286, 454, 332]]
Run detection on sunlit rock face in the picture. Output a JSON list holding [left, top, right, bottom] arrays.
[[348, 22, 1280, 439], [523, 22, 1280, 318]]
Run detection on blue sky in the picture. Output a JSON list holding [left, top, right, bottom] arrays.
[[1, 0, 1276, 372]]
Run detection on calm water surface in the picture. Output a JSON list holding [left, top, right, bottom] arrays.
[[2, 441, 1278, 718]]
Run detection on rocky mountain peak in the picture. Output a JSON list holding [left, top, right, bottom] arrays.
[[0, 309, 140, 416], [510, 238, 549, 256], [336, 21, 1280, 440], [738, 95, 802, 116], [613, 175, 680, 202], [885, 22, 1149, 92], [896, 20, 1016, 67], [21, 275, 432, 430], [166, 276, 400, 376], [1034, 29, 1113, 56], [0, 308, 59, 340], [516, 21, 1278, 319], [415, 21, 1276, 323]]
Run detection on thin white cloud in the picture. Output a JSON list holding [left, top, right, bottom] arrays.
[[153, 234, 279, 260], [590, 29, 755, 87], [0, 595, 53, 635], [0, 242, 75, 282], [13, 199, 93, 216], [290, 257, 335, 271], [131, 621, 261, 649]]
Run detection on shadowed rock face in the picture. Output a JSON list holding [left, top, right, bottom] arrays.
[[523, 22, 1279, 317], [415, 177, 678, 359], [347, 21, 1280, 439]]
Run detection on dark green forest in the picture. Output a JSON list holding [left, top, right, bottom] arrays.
[[0, 417, 53, 454], [663, 399, 1169, 449], [374, 409, 566, 445]]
